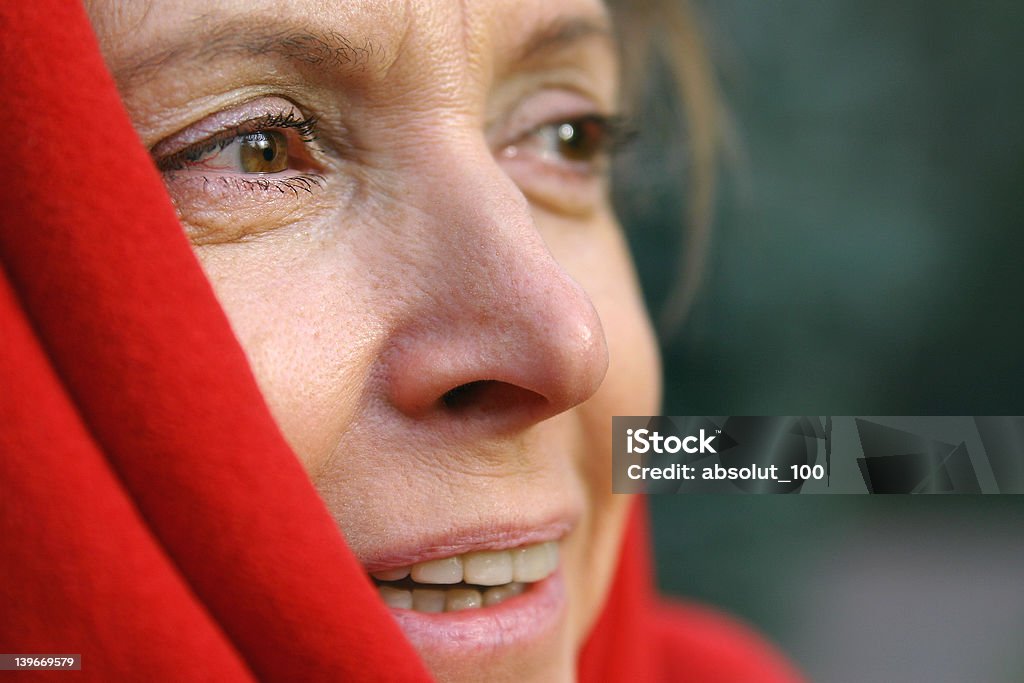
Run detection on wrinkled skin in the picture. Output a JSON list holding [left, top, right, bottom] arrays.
[[87, 1, 661, 680]]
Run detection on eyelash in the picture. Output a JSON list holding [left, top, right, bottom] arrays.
[[596, 114, 635, 150], [155, 110, 320, 172], [528, 113, 634, 168], [197, 173, 327, 197]]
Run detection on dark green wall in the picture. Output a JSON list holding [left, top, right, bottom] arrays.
[[615, 2, 1024, 680]]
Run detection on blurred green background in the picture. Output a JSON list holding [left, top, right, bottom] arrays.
[[614, 2, 1024, 681]]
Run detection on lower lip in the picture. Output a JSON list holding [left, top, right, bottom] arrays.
[[388, 568, 566, 656]]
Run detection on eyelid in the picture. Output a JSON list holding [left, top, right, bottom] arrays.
[[155, 117, 319, 173], [490, 87, 615, 146], [524, 114, 634, 155], [491, 90, 628, 217], [150, 96, 312, 160]]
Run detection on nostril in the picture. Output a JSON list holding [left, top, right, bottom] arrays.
[[440, 380, 547, 418], [442, 380, 493, 411]]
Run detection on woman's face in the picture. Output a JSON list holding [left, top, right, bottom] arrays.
[[89, 0, 660, 679]]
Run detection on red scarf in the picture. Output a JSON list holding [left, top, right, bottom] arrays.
[[0, 2, 803, 680]]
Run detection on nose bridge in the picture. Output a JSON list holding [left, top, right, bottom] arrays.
[[405, 134, 570, 319], [384, 135, 609, 422], [438, 166, 550, 312], [429, 160, 529, 298]]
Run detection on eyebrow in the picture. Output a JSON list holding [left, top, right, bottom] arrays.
[[112, 13, 612, 88], [113, 21, 386, 87], [512, 16, 614, 65]]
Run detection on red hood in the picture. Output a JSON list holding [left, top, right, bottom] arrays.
[[0, 2, 804, 681]]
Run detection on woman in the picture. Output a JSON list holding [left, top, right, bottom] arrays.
[[0, 0, 803, 680]]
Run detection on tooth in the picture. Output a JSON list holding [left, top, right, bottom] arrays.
[[512, 542, 557, 582], [507, 582, 525, 596], [379, 586, 412, 609], [371, 566, 411, 582], [542, 541, 559, 573], [463, 550, 513, 586], [482, 584, 519, 607], [412, 588, 446, 613], [411, 556, 463, 584], [445, 588, 482, 612]]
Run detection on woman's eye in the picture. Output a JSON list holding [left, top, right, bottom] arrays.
[[162, 128, 308, 174], [150, 103, 334, 243], [191, 129, 309, 175], [497, 110, 630, 215], [535, 116, 615, 163], [155, 112, 322, 178], [508, 114, 630, 175]]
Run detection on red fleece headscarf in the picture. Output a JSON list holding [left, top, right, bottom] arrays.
[[0, 2, 804, 681]]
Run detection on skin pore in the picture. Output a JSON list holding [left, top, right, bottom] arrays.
[[87, 1, 661, 680]]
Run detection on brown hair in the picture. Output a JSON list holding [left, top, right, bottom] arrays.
[[608, 0, 724, 335]]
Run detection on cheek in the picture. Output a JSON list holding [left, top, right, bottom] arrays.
[[546, 214, 662, 637], [591, 254, 662, 421], [564, 216, 663, 454], [195, 202, 661, 655], [584, 223, 661, 510], [577, 249, 660, 522], [190, 235, 378, 468]]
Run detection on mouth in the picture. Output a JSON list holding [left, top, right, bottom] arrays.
[[371, 540, 559, 613], [364, 523, 571, 658]]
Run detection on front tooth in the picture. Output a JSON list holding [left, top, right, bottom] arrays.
[[463, 550, 513, 586], [512, 542, 558, 582], [445, 588, 482, 612], [411, 556, 463, 584], [379, 586, 412, 609], [412, 589, 446, 613], [372, 566, 411, 582]]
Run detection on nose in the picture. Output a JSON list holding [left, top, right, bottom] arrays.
[[383, 142, 609, 432]]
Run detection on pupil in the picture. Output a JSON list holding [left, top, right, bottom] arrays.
[[556, 119, 603, 161], [262, 147, 274, 162]]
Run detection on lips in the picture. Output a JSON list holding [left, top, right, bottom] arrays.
[[386, 568, 566, 658], [363, 520, 573, 656]]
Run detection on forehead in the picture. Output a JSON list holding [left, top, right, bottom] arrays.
[[91, 0, 614, 88]]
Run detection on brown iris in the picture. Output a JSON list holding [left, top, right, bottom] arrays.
[[239, 130, 289, 173], [555, 117, 605, 162]]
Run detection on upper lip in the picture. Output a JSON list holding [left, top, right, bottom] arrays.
[[360, 512, 578, 573]]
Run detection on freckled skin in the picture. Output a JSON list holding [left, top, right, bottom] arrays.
[[87, 0, 662, 680]]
